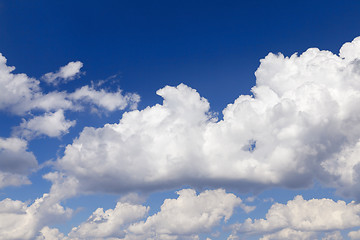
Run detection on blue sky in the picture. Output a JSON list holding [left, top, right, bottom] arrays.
[[2, 1, 360, 239]]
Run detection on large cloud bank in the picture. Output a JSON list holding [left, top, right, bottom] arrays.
[[57, 37, 360, 200]]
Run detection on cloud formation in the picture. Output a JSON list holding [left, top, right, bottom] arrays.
[[55, 36, 360, 200], [16, 110, 76, 139], [0, 53, 139, 115], [231, 195, 360, 239], [0, 194, 72, 240], [70, 188, 245, 240], [42, 61, 83, 85]]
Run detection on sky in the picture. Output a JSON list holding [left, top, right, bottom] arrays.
[[2, 0, 360, 239]]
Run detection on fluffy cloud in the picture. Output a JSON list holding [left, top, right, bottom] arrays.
[[0, 53, 41, 114], [57, 84, 211, 193], [55, 36, 360, 200], [36, 227, 66, 240], [0, 53, 139, 116], [0, 137, 37, 188], [0, 53, 73, 115], [42, 61, 83, 85], [127, 189, 245, 239], [68, 189, 245, 240], [231, 195, 360, 239], [0, 194, 72, 240], [16, 110, 76, 139], [69, 202, 148, 239], [69, 86, 140, 111]]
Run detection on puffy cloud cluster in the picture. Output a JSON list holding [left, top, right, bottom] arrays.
[[0, 53, 139, 139], [69, 202, 148, 239], [0, 53, 140, 188], [0, 137, 37, 188], [69, 188, 245, 240], [0, 52, 139, 115], [0, 189, 245, 240], [0, 53, 73, 115], [231, 195, 360, 239], [0, 193, 72, 240], [42, 61, 83, 85], [55, 36, 360, 199]]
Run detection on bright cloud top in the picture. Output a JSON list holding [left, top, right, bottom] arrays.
[[56, 37, 360, 201]]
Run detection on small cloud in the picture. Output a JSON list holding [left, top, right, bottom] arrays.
[[245, 196, 256, 203], [14, 110, 76, 139], [42, 61, 83, 85]]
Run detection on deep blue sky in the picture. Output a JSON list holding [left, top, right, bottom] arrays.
[[1, 0, 360, 112]]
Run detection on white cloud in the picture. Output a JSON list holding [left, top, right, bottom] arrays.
[[42, 61, 83, 85], [69, 85, 140, 111], [68, 189, 244, 240], [53, 36, 360, 200], [69, 202, 148, 239], [127, 189, 243, 239], [16, 110, 76, 139], [0, 54, 138, 116], [0, 137, 37, 188], [36, 227, 66, 240], [231, 195, 360, 239], [0, 194, 72, 240], [0, 53, 73, 115], [57, 83, 213, 193], [349, 229, 360, 239], [0, 53, 41, 114]]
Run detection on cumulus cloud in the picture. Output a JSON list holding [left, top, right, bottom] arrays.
[[15, 110, 76, 139], [36, 227, 66, 240], [231, 195, 360, 239], [0, 53, 73, 115], [68, 188, 245, 240], [0, 53, 139, 116], [0, 171, 78, 240], [69, 202, 148, 239], [0, 53, 41, 114], [0, 194, 72, 240], [42, 61, 83, 85], [127, 189, 245, 239], [0, 137, 37, 188], [54, 36, 360, 200]]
